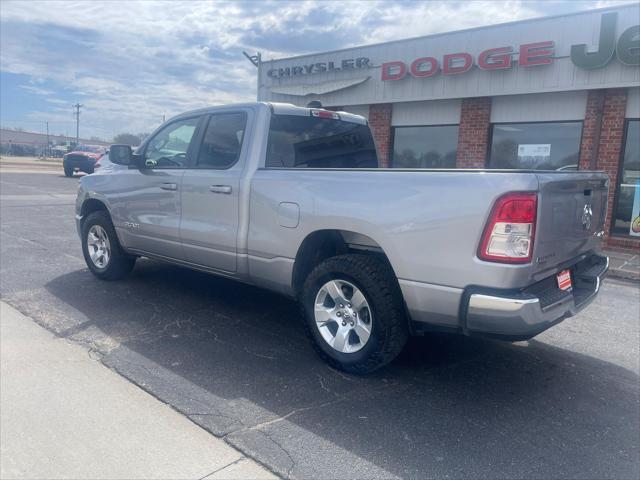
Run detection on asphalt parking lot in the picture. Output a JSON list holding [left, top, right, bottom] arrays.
[[1, 167, 639, 479]]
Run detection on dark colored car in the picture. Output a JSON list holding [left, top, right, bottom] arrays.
[[63, 145, 106, 177]]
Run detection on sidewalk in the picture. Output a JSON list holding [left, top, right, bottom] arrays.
[[605, 249, 640, 281], [0, 155, 62, 166], [0, 156, 61, 173], [0, 302, 276, 480]]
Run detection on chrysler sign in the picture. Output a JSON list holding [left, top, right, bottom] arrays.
[[382, 12, 639, 81], [267, 58, 371, 78]]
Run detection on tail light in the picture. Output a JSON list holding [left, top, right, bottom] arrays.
[[478, 192, 537, 264], [311, 110, 340, 120]]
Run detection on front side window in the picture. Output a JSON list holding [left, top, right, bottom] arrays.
[[144, 117, 199, 168], [488, 122, 583, 170], [266, 115, 378, 168], [612, 119, 640, 237], [393, 125, 458, 168], [196, 113, 246, 169]]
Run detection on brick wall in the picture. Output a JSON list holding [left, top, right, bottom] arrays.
[[578, 89, 605, 170], [368, 103, 393, 168], [579, 89, 638, 251], [607, 236, 640, 252], [456, 97, 492, 168], [600, 90, 640, 250]]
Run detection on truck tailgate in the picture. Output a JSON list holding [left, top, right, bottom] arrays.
[[533, 172, 609, 275]]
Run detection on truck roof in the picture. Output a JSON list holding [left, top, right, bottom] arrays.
[[168, 102, 368, 126]]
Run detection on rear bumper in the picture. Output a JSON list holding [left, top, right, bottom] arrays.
[[64, 157, 96, 172], [464, 254, 608, 340]]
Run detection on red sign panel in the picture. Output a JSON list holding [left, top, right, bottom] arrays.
[[557, 269, 573, 291], [381, 41, 556, 81]]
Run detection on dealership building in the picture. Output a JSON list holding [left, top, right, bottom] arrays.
[[257, 4, 640, 252]]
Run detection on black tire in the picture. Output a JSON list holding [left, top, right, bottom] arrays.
[[81, 211, 135, 280], [301, 254, 409, 374], [64, 166, 74, 177]]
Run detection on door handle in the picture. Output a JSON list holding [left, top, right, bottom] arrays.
[[160, 182, 178, 191], [209, 185, 232, 194]]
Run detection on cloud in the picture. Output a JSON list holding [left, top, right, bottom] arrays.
[[18, 84, 56, 96], [0, 0, 633, 139]]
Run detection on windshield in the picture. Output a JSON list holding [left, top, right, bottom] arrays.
[[76, 145, 105, 153], [266, 114, 378, 168]]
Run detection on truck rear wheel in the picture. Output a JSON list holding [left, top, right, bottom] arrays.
[[81, 211, 136, 280], [301, 254, 408, 374]]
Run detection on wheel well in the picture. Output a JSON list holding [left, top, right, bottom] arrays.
[[292, 230, 391, 297], [80, 198, 109, 221]]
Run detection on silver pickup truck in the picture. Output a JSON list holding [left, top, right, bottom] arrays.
[[76, 102, 609, 373]]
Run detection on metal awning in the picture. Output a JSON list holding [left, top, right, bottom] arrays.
[[269, 76, 370, 96]]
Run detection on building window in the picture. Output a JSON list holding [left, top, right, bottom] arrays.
[[611, 119, 640, 237], [488, 122, 583, 170], [392, 125, 458, 168]]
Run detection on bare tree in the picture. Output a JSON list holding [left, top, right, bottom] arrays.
[[113, 133, 142, 146]]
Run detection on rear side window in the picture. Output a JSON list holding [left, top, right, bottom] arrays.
[[265, 115, 378, 168], [196, 112, 247, 169]]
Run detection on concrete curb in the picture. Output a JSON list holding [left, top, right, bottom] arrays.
[[604, 250, 639, 282], [607, 268, 640, 282]]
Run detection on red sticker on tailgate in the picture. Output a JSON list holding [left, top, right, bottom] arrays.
[[557, 269, 572, 291]]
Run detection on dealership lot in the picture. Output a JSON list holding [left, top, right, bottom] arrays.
[[1, 168, 639, 479]]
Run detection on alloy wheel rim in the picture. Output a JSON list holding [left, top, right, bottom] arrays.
[[313, 279, 372, 354], [87, 225, 111, 269]]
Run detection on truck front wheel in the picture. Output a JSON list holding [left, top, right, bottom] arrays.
[[81, 211, 136, 280], [301, 254, 409, 374]]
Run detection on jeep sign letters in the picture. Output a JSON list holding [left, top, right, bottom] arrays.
[[381, 11, 638, 81]]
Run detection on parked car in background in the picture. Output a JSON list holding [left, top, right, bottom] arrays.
[[90, 149, 128, 173], [75, 103, 609, 373], [63, 145, 106, 177]]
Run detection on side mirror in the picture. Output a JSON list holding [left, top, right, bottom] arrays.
[[109, 144, 133, 165]]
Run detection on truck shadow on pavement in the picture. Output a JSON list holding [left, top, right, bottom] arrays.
[[42, 260, 639, 480]]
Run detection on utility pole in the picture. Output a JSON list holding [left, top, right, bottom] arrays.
[[73, 103, 83, 146], [45, 121, 50, 157]]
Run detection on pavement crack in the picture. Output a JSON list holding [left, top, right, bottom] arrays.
[[87, 347, 103, 361], [240, 396, 346, 433], [327, 365, 357, 382], [314, 372, 347, 399], [243, 346, 276, 360], [315, 373, 331, 393], [198, 456, 246, 479], [258, 429, 296, 479]]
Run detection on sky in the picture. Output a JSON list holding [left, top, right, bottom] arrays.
[[0, 0, 635, 140]]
